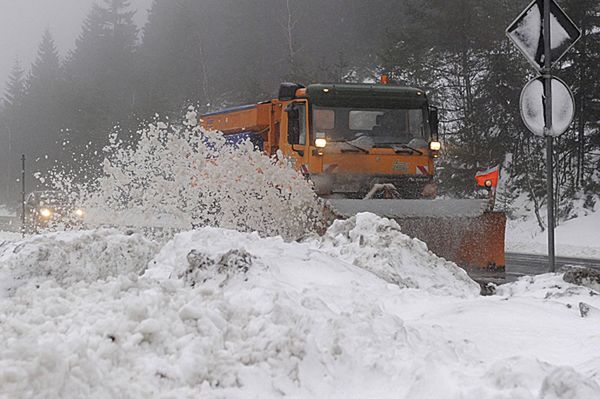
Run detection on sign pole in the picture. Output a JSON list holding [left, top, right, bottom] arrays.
[[508, 0, 581, 274], [543, 0, 556, 273], [21, 154, 25, 238]]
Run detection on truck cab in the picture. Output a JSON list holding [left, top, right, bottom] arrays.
[[279, 83, 440, 198]]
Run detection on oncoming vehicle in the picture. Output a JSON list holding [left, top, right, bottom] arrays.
[[23, 190, 85, 233]]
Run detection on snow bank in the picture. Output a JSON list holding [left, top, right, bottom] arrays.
[[1, 216, 600, 398], [506, 197, 600, 259], [146, 212, 479, 297], [0, 229, 158, 296], [496, 272, 600, 302], [319, 213, 480, 296]]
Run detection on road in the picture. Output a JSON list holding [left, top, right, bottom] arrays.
[[506, 252, 600, 281]]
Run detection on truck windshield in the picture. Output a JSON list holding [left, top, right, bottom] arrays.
[[312, 106, 429, 147]]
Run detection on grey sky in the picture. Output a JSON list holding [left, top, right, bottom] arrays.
[[0, 0, 153, 93]]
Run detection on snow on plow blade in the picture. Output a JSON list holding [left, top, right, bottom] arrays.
[[328, 199, 506, 272]]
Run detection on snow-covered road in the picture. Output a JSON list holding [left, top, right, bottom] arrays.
[[1, 214, 599, 398]]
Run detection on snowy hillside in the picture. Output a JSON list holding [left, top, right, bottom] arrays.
[[1, 213, 599, 398], [506, 199, 600, 259]]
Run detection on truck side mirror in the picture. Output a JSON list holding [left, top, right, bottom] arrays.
[[429, 107, 439, 139], [279, 82, 304, 101]]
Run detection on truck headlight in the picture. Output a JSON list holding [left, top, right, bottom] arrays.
[[40, 208, 52, 219], [75, 209, 85, 218], [315, 138, 327, 148], [429, 141, 441, 151]]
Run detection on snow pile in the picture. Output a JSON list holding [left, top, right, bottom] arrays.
[[497, 271, 600, 302], [145, 212, 479, 297], [1, 216, 600, 398], [0, 229, 158, 296], [44, 110, 325, 240], [319, 213, 480, 297]]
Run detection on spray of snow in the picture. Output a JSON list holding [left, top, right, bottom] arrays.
[[41, 109, 325, 240]]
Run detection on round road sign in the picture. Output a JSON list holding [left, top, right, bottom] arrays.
[[519, 76, 575, 137]]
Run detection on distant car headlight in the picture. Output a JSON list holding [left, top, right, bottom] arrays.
[[315, 138, 327, 148], [40, 208, 53, 219], [429, 141, 441, 151], [75, 209, 85, 218]]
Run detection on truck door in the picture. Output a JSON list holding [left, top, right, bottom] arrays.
[[282, 100, 310, 169]]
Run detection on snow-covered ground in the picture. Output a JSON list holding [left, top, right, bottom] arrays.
[[506, 199, 600, 259], [0, 231, 21, 242], [1, 213, 599, 398], [0, 205, 14, 217]]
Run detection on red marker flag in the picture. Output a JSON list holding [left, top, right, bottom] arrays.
[[475, 165, 500, 188]]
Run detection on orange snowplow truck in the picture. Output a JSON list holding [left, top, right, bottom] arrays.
[[201, 82, 441, 199], [200, 82, 505, 282]]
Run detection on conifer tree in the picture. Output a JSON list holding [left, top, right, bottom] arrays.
[[4, 58, 26, 110], [559, 0, 600, 192], [63, 0, 138, 157], [28, 29, 61, 92], [1, 58, 26, 203], [21, 29, 64, 171]]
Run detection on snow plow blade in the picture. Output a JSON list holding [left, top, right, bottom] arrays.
[[328, 199, 506, 275]]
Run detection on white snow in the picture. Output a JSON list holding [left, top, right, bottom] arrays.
[[0, 231, 22, 242], [0, 205, 15, 217], [511, 4, 541, 58], [1, 213, 599, 398], [550, 12, 572, 51], [0, 228, 158, 297]]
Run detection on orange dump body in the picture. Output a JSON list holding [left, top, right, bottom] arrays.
[[203, 103, 272, 135]]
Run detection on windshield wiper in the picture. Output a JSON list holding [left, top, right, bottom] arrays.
[[394, 144, 423, 156], [341, 140, 369, 153]]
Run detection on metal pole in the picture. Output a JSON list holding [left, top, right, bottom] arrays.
[[21, 154, 25, 237], [546, 137, 555, 272], [543, 0, 556, 273]]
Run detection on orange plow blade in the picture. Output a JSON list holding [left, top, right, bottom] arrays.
[[328, 199, 506, 278]]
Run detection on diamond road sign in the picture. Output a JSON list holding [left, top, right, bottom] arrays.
[[506, 0, 581, 71]]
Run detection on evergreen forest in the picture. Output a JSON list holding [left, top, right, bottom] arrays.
[[1, 0, 599, 226]]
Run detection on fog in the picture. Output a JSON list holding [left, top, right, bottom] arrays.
[[0, 0, 152, 91], [0, 0, 597, 222]]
